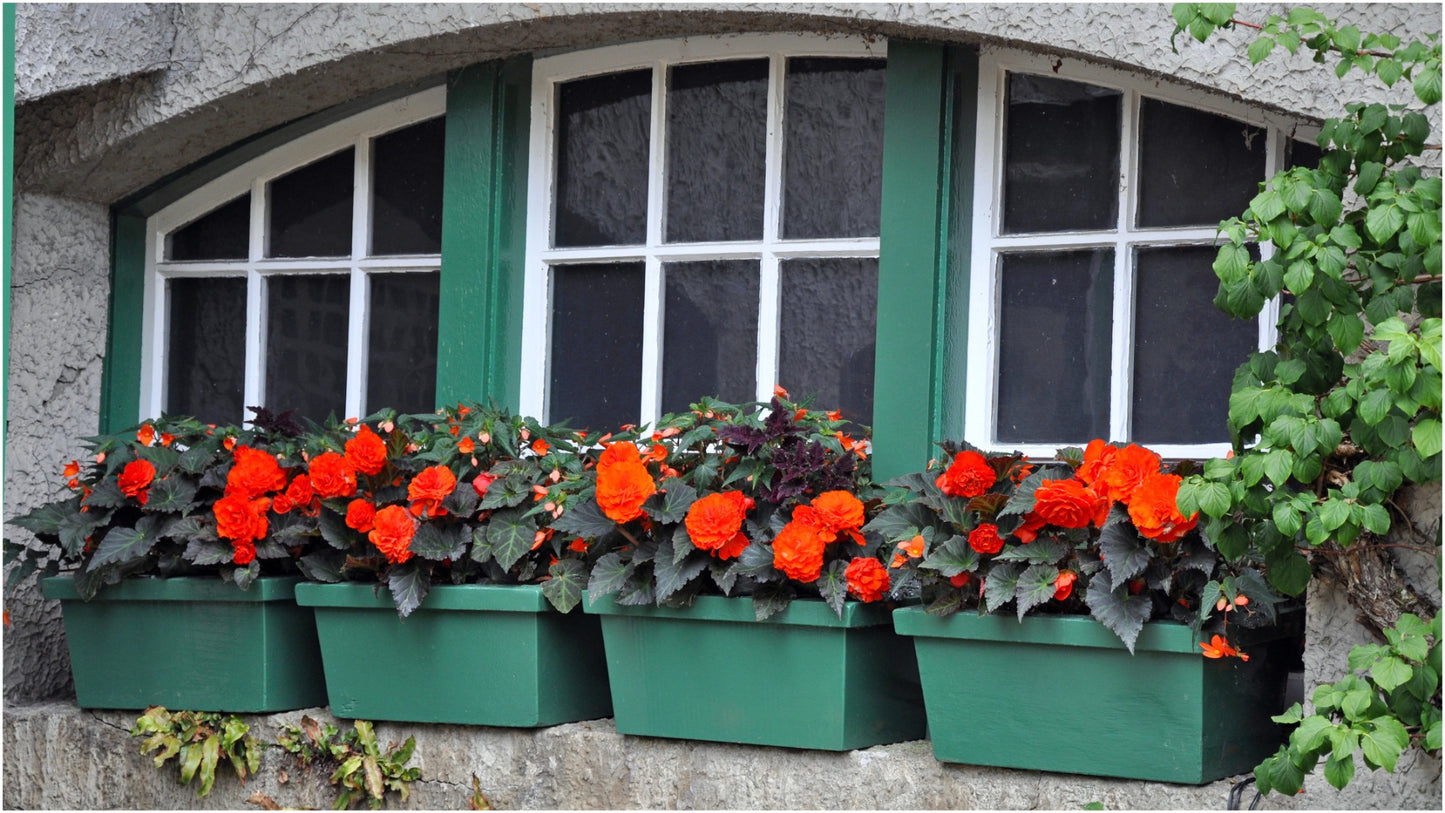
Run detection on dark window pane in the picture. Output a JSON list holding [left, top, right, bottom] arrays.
[[549, 263, 644, 429], [265, 275, 350, 422], [1137, 99, 1266, 228], [996, 250, 1113, 443], [666, 60, 768, 243], [367, 272, 439, 414], [167, 195, 250, 261], [1132, 246, 1257, 444], [166, 277, 247, 423], [662, 261, 759, 413], [371, 117, 445, 256], [1288, 137, 1324, 170], [779, 258, 878, 426], [268, 149, 354, 258], [783, 58, 887, 239], [556, 71, 651, 247], [1002, 74, 1121, 234]]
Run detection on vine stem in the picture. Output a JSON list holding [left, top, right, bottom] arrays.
[[1302, 541, 1441, 557]]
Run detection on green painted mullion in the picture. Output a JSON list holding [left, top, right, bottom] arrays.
[[3, 3, 13, 436], [940, 47, 980, 446], [100, 213, 147, 433], [872, 42, 968, 481], [436, 58, 531, 411]]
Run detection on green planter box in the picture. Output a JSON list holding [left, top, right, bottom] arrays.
[[893, 607, 1300, 784], [41, 575, 326, 712], [583, 594, 926, 750], [295, 582, 611, 726]]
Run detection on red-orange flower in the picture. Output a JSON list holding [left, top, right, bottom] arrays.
[[368, 504, 416, 564], [890, 533, 926, 568], [117, 459, 155, 505], [532, 438, 551, 456], [408, 465, 457, 518], [772, 513, 828, 582], [968, 523, 1005, 555], [273, 475, 314, 515], [810, 490, 865, 543], [935, 450, 996, 498], [1127, 472, 1198, 543], [1054, 569, 1077, 601], [1032, 478, 1108, 529], [345, 499, 377, 533], [1199, 634, 1248, 661], [345, 425, 388, 476], [845, 557, 890, 602], [308, 452, 358, 499], [1097, 444, 1163, 504], [136, 423, 156, 447], [458, 437, 475, 455], [226, 445, 288, 498], [1013, 511, 1047, 543], [1075, 439, 1115, 487], [595, 443, 656, 524], [685, 491, 751, 559], [213, 493, 271, 561]]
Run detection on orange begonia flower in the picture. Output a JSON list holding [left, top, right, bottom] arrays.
[[1054, 569, 1077, 601], [458, 437, 475, 455], [810, 491, 865, 542], [345, 424, 388, 476], [532, 438, 551, 456], [226, 445, 288, 499], [1032, 478, 1108, 529], [685, 491, 751, 560], [118, 459, 156, 506], [936, 450, 997, 499], [772, 513, 828, 583], [1097, 443, 1163, 504], [369, 505, 417, 564], [968, 523, 1005, 555], [845, 557, 890, 602], [309, 452, 358, 500], [136, 423, 156, 447], [595, 443, 656, 524], [345, 499, 377, 533], [1128, 472, 1199, 543], [1199, 634, 1248, 660], [408, 465, 457, 518]]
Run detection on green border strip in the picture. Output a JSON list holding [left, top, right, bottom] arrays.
[[3, 3, 15, 462], [436, 58, 531, 411], [871, 43, 977, 480]]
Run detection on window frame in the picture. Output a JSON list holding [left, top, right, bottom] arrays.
[[139, 87, 447, 424], [963, 48, 1302, 460], [519, 33, 888, 429]]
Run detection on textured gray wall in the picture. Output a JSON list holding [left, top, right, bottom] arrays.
[[6, 3, 1441, 807]]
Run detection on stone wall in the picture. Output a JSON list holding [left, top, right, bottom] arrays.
[[2, 703, 1439, 810]]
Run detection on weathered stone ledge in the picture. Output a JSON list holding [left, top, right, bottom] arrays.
[[2, 701, 1439, 809]]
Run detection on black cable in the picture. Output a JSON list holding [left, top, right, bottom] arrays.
[[1227, 776, 1256, 810]]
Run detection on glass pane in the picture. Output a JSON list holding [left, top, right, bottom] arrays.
[[996, 250, 1113, 443], [167, 195, 250, 261], [1137, 99, 1266, 228], [662, 261, 759, 413], [1132, 246, 1257, 444], [556, 70, 651, 247], [779, 258, 878, 426], [265, 274, 350, 422], [1288, 137, 1324, 170], [371, 117, 445, 256], [366, 272, 439, 415], [1002, 74, 1121, 234], [166, 277, 247, 424], [549, 263, 644, 429], [268, 149, 354, 258], [666, 60, 768, 243], [783, 58, 887, 239]]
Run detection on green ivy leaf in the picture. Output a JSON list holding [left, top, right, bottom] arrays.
[[1413, 418, 1442, 458], [1365, 203, 1405, 244], [1359, 716, 1410, 771], [1266, 547, 1311, 595], [1327, 311, 1365, 353], [1323, 753, 1356, 790], [1248, 36, 1276, 64], [1255, 747, 1307, 796], [1415, 65, 1443, 105], [1369, 655, 1414, 692]]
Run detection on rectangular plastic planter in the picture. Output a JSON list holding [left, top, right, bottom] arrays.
[[893, 607, 1299, 784], [41, 575, 326, 712], [295, 582, 611, 726], [583, 594, 925, 750]]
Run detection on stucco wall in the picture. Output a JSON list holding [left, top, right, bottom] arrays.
[[5, 3, 1441, 808]]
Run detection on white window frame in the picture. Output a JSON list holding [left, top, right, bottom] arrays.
[[963, 48, 1304, 460], [140, 86, 447, 424], [520, 33, 887, 428]]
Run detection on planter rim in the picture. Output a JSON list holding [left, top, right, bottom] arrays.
[[295, 581, 555, 613], [41, 574, 303, 603], [892, 605, 1296, 654], [582, 592, 892, 628]]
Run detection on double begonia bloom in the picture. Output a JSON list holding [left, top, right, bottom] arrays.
[[308, 452, 358, 499], [226, 445, 288, 498], [1095, 444, 1163, 504], [1127, 472, 1198, 543], [810, 490, 866, 544], [117, 459, 156, 505], [369, 504, 416, 564], [968, 523, 1005, 555], [685, 491, 751, 560], [213, 493, 271, 563], [408, 464, 457, 518], [935, 450, 997, 498], [772, 512, 829, 582], [1032, 478, 1109, 529], [345, 424, 388, 476], [595, 443, 656, 524], [345, 499, 377, 533], [844, 557, 890, 602]]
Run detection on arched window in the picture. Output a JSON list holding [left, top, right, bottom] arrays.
[[140, 88, 446, 425]]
